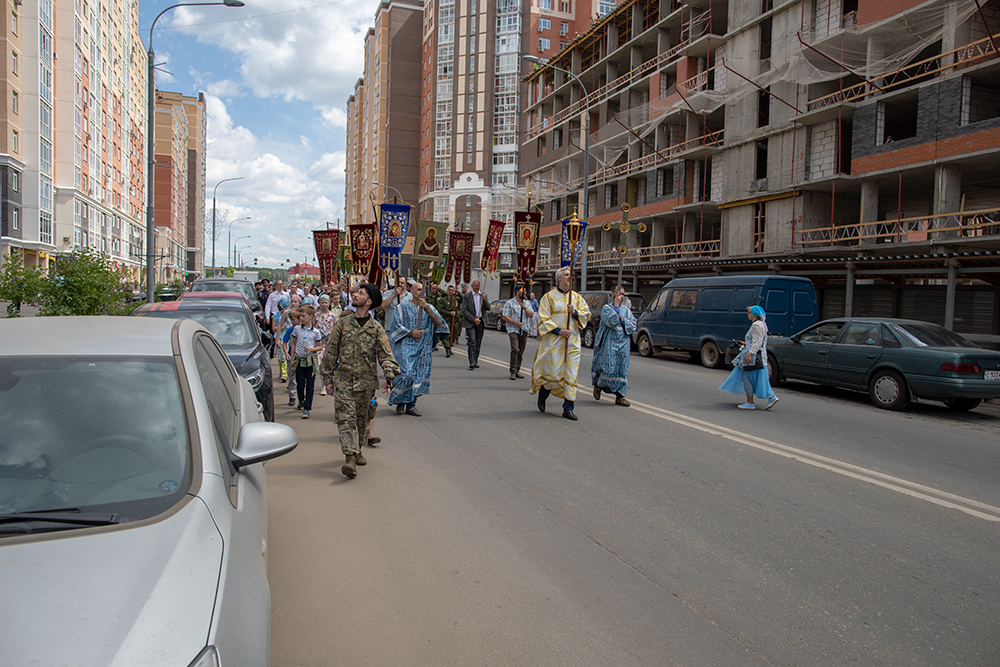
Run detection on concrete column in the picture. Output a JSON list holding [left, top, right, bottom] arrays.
[[651, 218, 666, 247], [860, 180, 879, 245], [933, 164, 962, 239], [945, 259, 959, 330], [682, 213, 697, 244], [600, 270, 606, 290], [845, 261, 855, 317], [657, 27, 672, 54]]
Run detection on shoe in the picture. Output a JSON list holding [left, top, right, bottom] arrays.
[[737, 402, 756, 410], [296, 403, 304, 411], [301, 410, 310, 419], [396, 404, 405, 414], [354, 450, 367, 465], [515, 372, 524, 379], [279, 377, 287, 383], [562, 410, 578, 421], [405, 407, 422, 417], [537, 394, 546, 413], [320, 388, 327, 396], [615, 397, 631, 407], [510, 373, 517, 380], [288, 398, 296, 406], [342, 455, 357, 479], [593, 385, 601, 401], [367, 437, 381, 446], [469, 365, 475, 370], [445, 349, 452, 357], [764, 396, 780, 410], [474, 364, 480, 368]]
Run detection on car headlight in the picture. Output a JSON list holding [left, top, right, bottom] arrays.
[[188, 646, 220, 667], [243, 361, 266, 389]]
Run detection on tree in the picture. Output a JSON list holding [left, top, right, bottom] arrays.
[[38, 248, 134, 316], [0, 259, 43, 318]]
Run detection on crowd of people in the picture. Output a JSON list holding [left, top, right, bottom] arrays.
[[252, 272, 776, 480]]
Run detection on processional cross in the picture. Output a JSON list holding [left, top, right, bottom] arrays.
[[601, 202, 647, 287]]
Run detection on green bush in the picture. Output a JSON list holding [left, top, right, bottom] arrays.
[[0, 259, 43, 317], [38, 248, 135, 316]]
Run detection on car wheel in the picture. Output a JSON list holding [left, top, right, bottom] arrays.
[[766, 352, 781, 386], [583, 326, 595, 348], [868, 369, 910, 410], [943, 397, 982, 411], [637, 333, 653, 357], [700, 340, 724, 369]]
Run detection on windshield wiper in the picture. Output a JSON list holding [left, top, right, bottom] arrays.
[[0, 507, 119, 527]]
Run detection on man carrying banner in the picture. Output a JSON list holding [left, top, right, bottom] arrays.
[[531, 266, 590, 420], [387, 278, 449, 417]]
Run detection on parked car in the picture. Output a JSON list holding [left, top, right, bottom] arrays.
[[634, 275, 818, 367], [0, 317, 297, 666], [133, 299, 275, 421], [486, 299, 506, 330], [578, 290, 647, 348], [768, 317, 1000, 411], [191, 277, 264, 323]]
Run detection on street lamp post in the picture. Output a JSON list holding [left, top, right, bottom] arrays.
[[372, 180, 404, 202], [524, 55, 590, 290], [146, 0, 245, 303], [210, 177, 243, 278], [227, 216, 251, 267], [234, 235, 250, 268], [235, 241, 252, 268]]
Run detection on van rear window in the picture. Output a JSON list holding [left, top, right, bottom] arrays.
[[670, 289, 698, 311]]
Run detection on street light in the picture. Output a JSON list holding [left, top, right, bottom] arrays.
[[146, 0, 245, 303], [210, 177, 244, 277], [234, 235, 250, 267], [372, 180, 403, 202], [227, 216, 251, 267], [293, 247, 309, 267], [524, 54, 591, 290], [235, 241, 252, 268]]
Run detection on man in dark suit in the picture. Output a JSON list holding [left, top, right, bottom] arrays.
[[461, 278, 489, 370]]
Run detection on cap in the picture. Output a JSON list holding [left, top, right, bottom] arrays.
[[406, 276, 420, 287], [361, 283, 382, 309]]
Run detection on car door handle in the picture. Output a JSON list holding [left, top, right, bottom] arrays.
[[866, 355, 877, 359], [817, 351, 828, 355]]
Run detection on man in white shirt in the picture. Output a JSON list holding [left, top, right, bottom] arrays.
[[264, 280, 290, 321]]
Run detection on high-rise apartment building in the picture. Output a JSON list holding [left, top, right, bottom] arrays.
[[522, 0, 1000, 335], [343, 0, 422, 248], [0, 0, 25, 267], [153, 90, 206, 282]]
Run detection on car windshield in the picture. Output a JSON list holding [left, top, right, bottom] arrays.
[[146, 309, 255, 346], [0, 357, 189, 526], [890, 323, 976, 348], [193, 281, 256, 303]]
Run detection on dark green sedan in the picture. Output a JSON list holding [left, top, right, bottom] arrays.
[[767, 318, 1000, 411]]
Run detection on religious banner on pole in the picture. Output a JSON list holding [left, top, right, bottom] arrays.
[[560, 216, 589, 268], [431, 258, 447, 285], [514, 211, 541, 283], [412, 219, 449, 263], [312, 229, 340, 284], [349, 223, 377, 277], [338, 244, 352, 277], [377, 203, 412, 276], [480, 219, 506, 277], [444, 231, 475, 284]]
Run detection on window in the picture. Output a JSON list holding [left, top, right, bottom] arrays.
[[539, 18, 551, 31], [11, 170, 19, 192], [669, 289, 698, 311], [194, 336, 240, 502], [561, 0, 570, 11], [11, 51, 17, 75], [759, 17, 773, 62], [11, 130, 17, 153], [605, 183, 618, 208], [560, 21, 569, 35], [700, 289, 731, 311], [11, 11, 16, 35], [797, 321, 845, 343], [752, 202, 766, 253], [755, 139, 768, 180], [757, 88, 771, 127], [839, 322, 881, 346], [11, 91, 17, 115], [539, 37, 550, 51], [11, 207, 19, 231], [540, 0, 552, 8]]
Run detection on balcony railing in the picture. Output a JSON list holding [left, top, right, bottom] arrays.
[[535, 238, 722, 271], [794, 207, 1000, 247], [806, 34, 999, 112]]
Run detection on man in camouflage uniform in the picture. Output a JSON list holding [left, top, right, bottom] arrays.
[[321, 282, 400, 479], [433, 284, 461, 357]]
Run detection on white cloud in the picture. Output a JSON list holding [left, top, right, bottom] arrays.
[[321, 107, 348, 129]]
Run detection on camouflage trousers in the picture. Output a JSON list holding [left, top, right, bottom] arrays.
[[334, 379, 379, 456]]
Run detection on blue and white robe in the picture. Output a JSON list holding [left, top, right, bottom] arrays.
[[387, 300, 449, 406], [590, 303, 636, 397]]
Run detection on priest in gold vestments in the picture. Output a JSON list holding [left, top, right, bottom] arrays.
[[531, 266, 591, 420]]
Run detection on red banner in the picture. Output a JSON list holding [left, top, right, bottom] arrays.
[[514, 211, 541, 283], [349, 223, 377, 278], [313, 230, 340, 284], [445, 231, 475, 285], [480, 219, 506, 278]]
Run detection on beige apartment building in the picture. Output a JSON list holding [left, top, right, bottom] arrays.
[[0, 0, 25, 267]]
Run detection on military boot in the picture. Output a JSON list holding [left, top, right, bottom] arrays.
[[354, 449, 367, 466], [342, 454, 357, 479]]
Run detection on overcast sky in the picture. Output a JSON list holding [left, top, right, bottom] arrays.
[[141, 0, 379, 271]]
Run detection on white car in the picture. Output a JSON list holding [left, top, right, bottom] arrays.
[[0, 317, 297, 666]]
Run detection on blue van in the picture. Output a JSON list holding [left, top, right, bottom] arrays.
[[633, 275, 818, 368]]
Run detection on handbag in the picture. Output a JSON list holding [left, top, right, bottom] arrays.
[[740, 350, 765, 371]]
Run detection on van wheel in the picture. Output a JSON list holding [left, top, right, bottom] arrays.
[[496, 317, 504, 332], [766, 353, 780, 386], [637, 333, 654, 357], [868, 370, 910, 410], [700, 341, 724, 369], [583, 326, 595, 348]]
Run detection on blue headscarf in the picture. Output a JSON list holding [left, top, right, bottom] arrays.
[[278, 296, 291, 310], [750, 305, 766, 321]]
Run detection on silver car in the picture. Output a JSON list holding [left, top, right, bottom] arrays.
[[0, 317, 297, 666]]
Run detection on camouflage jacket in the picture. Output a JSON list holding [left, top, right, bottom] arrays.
[[433, 293, 460, 326], [320, 313, 400, 388]]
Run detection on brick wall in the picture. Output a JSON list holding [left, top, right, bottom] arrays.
[[858, 0, 926, 26], [808, 120, 840, 180]]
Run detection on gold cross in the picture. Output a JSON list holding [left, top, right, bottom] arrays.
[[603, 203, 646, 255]]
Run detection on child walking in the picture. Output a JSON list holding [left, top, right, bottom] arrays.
[[289, 305, 324, 419]]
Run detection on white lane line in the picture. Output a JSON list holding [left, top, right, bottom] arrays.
[[470, 353, 1000, 522]]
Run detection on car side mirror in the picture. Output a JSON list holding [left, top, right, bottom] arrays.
[[261, 329, 274, 345], [789, 334, 801, 344], [231, 422, 298, 469]]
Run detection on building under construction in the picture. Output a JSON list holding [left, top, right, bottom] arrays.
[[521, 0, 1000, 341]]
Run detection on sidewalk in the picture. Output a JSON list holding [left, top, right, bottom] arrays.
[[0, 302, 40, 317]]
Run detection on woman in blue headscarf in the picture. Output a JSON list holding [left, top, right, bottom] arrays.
[[719, 305, 778, 410]]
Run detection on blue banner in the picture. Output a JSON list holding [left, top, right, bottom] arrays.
[[559, 218, 588, 268], [378, 203, 411, 274]]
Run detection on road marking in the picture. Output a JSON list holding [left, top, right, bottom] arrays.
[[470, 352, 1000, 522]]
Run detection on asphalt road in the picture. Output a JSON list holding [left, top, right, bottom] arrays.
[[267, 329, 1000, 666]]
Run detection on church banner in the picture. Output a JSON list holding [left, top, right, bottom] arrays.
[[412, 219, 449, 263], [349, 223, 377, 277], [377, 203, 412, 276], [514, 211, 541, 283], [338, 245, 352, 277], [480, 219, 506, 278], [312, 229, 339, 284], [444, 231, 475, 285], [560, 217, 588, 268]]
